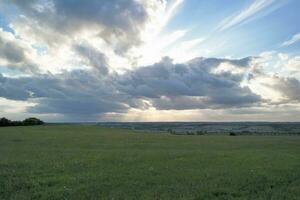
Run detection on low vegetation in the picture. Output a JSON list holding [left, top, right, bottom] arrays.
[[99, 122, 300, 135], [0, 125, 299, 199], [0, 117, 44, 127]]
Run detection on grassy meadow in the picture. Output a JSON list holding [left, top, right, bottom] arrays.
[[0, 125, 300, 199]]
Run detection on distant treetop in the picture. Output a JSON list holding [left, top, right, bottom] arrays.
[[0, 117, 44, 127], [23, 118, 44, 126]]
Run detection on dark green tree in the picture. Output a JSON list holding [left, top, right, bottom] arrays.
[[0, 117, 11, 126], [23, 118, 44, 126]]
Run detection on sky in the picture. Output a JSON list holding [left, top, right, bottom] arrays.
[[0, 0, 300, 122]]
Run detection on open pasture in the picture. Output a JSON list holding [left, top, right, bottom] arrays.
[[0, 125, 300, 199]]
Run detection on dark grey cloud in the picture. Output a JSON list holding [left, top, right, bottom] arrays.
[[0, 69, 130, 116], [0, 56, 263, 118], [119, 57, 261, 109], [0, 36, 25, 63], [0, 30, 38, 73], [0, 74, 30, 100], [74, 44, 109, 75]]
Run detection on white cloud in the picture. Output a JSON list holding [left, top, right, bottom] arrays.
[[217, 0, 277, 31], [3, 0, 185, 74], [286, 56, 300, 70], [281, 33, 300, 47], [167, 38, 205, 63], [0, 97, 35, 113], [247, 53, 300, 105], [130, 0, 185, 66], [278, 53, 289, 61], [132, 29, 188, 66]]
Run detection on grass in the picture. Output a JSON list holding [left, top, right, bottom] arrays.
[[0, 125, 300, 200]]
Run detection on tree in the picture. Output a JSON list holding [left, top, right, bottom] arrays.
[[10, 121, 23, 126], [0, 117, 11, 126], [0, 117, 44, 127], [22, 118, 44, 126]]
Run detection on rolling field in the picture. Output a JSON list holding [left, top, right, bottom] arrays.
[[0, 125, 300, 200]]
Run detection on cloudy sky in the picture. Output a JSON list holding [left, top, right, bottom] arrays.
[[0, 0, 300, 122]]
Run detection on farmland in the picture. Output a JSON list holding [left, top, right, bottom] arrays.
[[98, 122, 300, 135], [1, 125, 300, 199]]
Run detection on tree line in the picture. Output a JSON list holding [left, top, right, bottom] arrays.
[[0, 117, 44, 127]]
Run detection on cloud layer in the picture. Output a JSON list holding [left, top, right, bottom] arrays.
[[0, 0, 300, 121], [0, 56, 262, 118]]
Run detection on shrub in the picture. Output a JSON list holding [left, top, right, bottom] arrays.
[[196, 131, 205, 135], [229, 132, 237, 136], [186, 131, 195, 135]]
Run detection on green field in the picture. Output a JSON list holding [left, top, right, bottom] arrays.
[[0, 125, 300, 200]]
